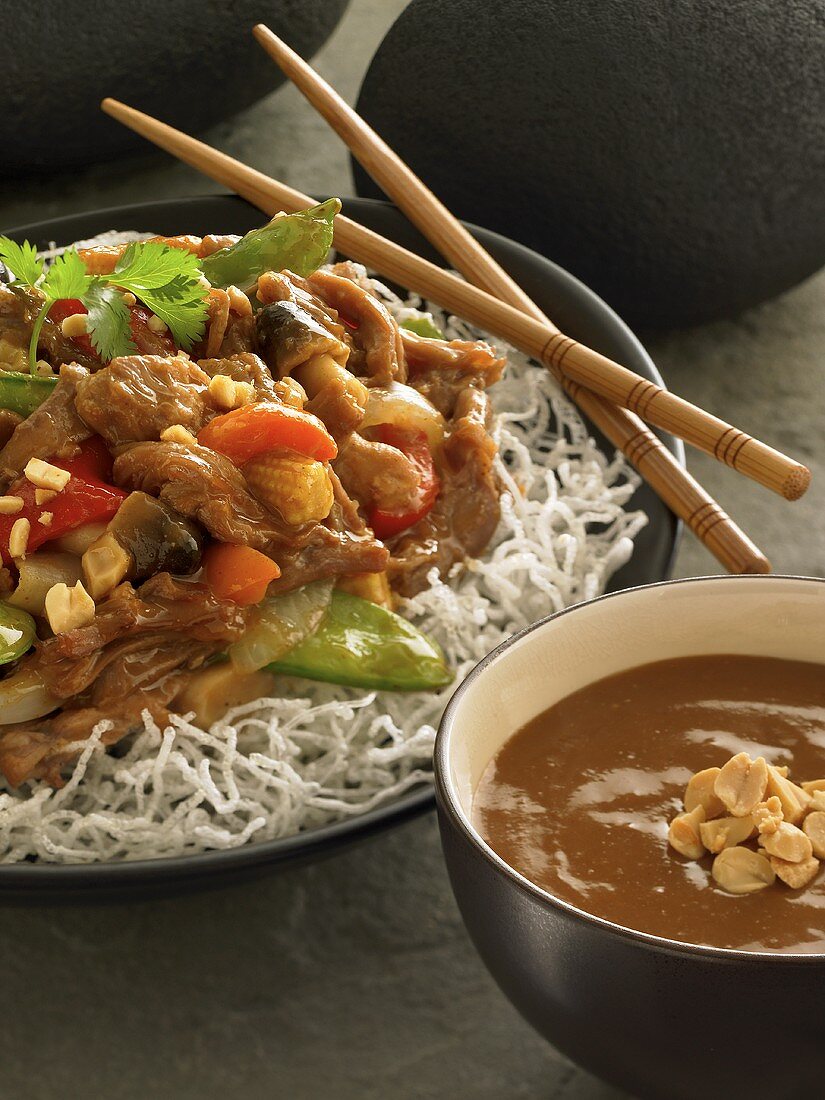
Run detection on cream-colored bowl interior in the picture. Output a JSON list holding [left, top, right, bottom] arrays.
[[443, 577, 825, 822]]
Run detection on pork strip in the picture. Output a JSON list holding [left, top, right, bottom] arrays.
[[0, 363, 91, 487]]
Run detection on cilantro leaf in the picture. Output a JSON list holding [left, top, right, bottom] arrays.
[[0, 237, 44, 286], [138, 278, 208, 349], [111, 241, 208, 350], [85, 282, 136, 361], [41, 249, 92, 302], [113, 240, 203, 291]]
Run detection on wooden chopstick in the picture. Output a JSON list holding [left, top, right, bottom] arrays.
[[100, 97, 809, 504], [252, 25, 771, 575]]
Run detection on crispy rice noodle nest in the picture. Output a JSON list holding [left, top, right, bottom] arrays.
[[0, 249, 647, 864]]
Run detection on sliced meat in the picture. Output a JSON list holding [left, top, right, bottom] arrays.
[[306, 375, 366, 440], [0, 693, 175, 789], [75, 354, 213, 448], [308, 269, 406, 385], [268, 527, 389, 595], [0, 363, 90, 487], [76, 233, 241, 276], [0, 284, 101, 372], [216, 312, 256, 358], [0, 408, 22, 449], [197, 352, 278, 401], [334, 432, 421, 513], [113, 440, 299, 550], [389, 387, 501, 596], [402, 330, 506, 417], [0, 285, 31, 371], [0, 574, 248, 786]]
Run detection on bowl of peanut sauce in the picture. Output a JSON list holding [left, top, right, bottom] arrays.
[[435, 575, 825, 1099]]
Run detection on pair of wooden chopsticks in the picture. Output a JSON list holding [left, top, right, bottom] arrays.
[[101, 29, 809, 572]]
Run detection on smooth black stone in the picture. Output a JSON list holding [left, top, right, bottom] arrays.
[[355, 0, 825, 327], [3, 0, 348, 173]]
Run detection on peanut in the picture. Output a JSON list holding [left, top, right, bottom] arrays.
[[668, 805, 706, 860], [699, 815, 755, 854], [752, 796, 784, 836], [684, 767, 725, 818], [712, 847, 775, 895], [760, 822, 813, 864], [803, 812, 825, 859], [766, 765, 811, 825], [714, 753, 768, 817], [770, 855, 820, 890]]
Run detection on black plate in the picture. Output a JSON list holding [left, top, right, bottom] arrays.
[[0, 195, 683, 899]]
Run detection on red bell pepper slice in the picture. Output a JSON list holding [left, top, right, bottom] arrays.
[[0, 458, 127, 565], [368, 426, 440, 540], [48, 299, 97, 358], [198, 401, 337, 465], [53, 435, 114, 484]]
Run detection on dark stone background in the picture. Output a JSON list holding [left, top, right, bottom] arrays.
[[0, 3, 823, 1097]]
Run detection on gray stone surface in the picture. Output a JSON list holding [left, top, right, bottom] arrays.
[[0, 2, 822, 1098]]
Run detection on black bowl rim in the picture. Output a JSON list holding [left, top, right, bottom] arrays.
[[436, 573, 825, 964], [0, 193, 681, 890]]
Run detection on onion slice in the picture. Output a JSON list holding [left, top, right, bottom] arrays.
[[228, 580, 334, 673], [360, 382, 445, 450], [0, 668, 60, 725]]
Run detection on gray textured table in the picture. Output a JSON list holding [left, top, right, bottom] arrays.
[[1, 3, 823, 1098]]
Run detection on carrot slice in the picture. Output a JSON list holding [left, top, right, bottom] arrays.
[[203, 543, 281, 606], [198, 402, 337, 465]]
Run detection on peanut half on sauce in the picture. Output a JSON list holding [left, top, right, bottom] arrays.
[[667, 752, 825, 895]]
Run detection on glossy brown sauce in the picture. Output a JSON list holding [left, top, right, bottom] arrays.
[[473, 655, 825, 952]]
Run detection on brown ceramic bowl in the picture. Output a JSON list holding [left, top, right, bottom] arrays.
[[435, 575, 825, 1099]]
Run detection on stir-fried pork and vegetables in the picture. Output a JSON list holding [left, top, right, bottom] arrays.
[[0, 201, 505, 788]]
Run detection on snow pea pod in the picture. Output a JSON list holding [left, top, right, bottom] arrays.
[[0, 602, 36, 665], [201, 199, 340, 289], [0, 371, 57, 417], [269, 590, 452, 692]]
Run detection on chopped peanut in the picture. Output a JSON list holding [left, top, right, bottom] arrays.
[[37, 512, 53, 527], [146, 315, 168, 334], [803, 812, 825, 859], [121, 292, 137, 307], [207, 374, 256, 411], [82, 532, 131, 601], [752, 796, 784, 836], [714, 753, 768, 817], [0, 496, 24, 515], [226, 285, 253, 317], [760, 822, 813, 864], [244, 453, 334, 527], [802, 779, 825, 795], [60, 313, 88, 338], [160, 424, 198, 446], [684, 767, 725, 818], [699, 815, 755, 854], [24, 458, 70, 493], [766, 765, 810, 825], [273, 377, 308, 409], [712, 847, 775, 895], [34, 488, 57, 505], [44, 580, 96, 635], [770, 855, 820, 890], [667, 805, 706, 860], [9, 517, 30, 559]]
